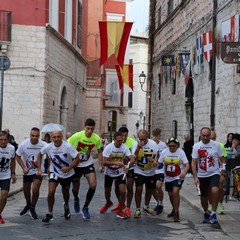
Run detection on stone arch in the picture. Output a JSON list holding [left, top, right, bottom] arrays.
[[58, 79, 68, 128]]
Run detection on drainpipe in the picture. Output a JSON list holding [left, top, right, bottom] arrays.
[[148, 0, 156, 135], [210, 0, 217, 130]]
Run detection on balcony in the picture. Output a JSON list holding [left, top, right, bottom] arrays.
[[0, 10, 12, 43]]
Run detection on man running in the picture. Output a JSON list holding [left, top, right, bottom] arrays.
[[152, 128, 167, 215], [0, 131, 16, 224], [16, 127, 46, 219], [192, 127, 225, 224], [37, 130, 79, 223], [110, 127, 135, 217], [68, 118, 103, 219], [132, 129, 158, 218], [100, 131, 135, 219]]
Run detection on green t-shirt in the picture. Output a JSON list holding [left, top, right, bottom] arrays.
[[68, 130, 101, 166], [124, 137, 135, 153]]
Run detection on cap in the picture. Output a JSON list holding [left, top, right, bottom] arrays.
[[167, 137, 179, 144]]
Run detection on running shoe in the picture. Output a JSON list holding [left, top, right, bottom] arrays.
[[111, 202, 120, 212], [125, 207, 131, 218], [167, 209, 174, 218], [29, 206, 38, 219], [20, 204, 31, 216], [42, 213, 53, 223], [174, 211, 180, 222], [209, 213, 218, 224], [74, 199, 80, 213], [217, 205, 224, 214], [133, 208, 141, 218], [99, 201, 113, 214], [202, 211, 210, 223], [116, 210, 128, 219], [0, 215, 5, 224], [64, 204, 71, 220], [82, 207, 90, 219], [143, 207, 155, 216], [154, 205, 163, 215]]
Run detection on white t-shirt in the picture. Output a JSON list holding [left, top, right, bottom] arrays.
[[192, 140, 224, 177], [132, 139, 158, 176], [103, 142, 132, 177], [0, 143, 15, 180], [41, 141, 78, 179], [16, 139, 47, 175], [155, 141, 168, 174], [159, 148, 188, 182]]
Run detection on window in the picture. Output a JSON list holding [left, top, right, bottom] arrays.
[[168, 0, 174, 16], [158, 73, 161, 100], [128, 92, 133, 108], [158, 7, 162, 27], [77, 0, 82, 49]]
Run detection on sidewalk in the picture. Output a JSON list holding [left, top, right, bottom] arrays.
[[181, 176, 240, 240]]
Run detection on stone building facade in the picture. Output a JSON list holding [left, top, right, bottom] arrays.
[[149, 0, 240, 144], [3, 24, 86, 142]]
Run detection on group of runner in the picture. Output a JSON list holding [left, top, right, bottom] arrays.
[[0, 122, 225, 224]]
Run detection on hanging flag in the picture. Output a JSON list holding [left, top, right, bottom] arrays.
[[176, 54, 181, 78], [171, 65, 176, 80], [196, 36, 203, 64], [161, 55, 174, 66], [115, 64, 133, 91], [99, 21, 133, 67], [180, 54, 189, 75], [184, 61, 191, 86], [203, 31, 213, 62]]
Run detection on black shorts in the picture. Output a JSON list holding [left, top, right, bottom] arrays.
[[134, 173, 156, 189], [0, 178, 11, 191], [72, 164, 96, 182], [49, 172, 73, 190], [165, 179, 184, 192], [155, 173, 164, 182], [199, 174, 220, 197], [23, 174, 42, 183], [127, 169, 134, 179], [104, 174, 126, 188]]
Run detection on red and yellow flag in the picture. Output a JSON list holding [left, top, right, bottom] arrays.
[[99, 21, 133, 67], [115, 64, 133, 91]]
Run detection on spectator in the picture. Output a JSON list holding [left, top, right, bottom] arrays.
[[183, 134, 194, 175], [100, 133, 109, 152], [3, 128, 18, 151]]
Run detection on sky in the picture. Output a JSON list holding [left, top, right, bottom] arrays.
[[126, 0, 150, 33]]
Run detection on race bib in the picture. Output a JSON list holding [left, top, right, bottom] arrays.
[[165, 164, 181, 177]]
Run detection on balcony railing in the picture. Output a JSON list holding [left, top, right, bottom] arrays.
[[0, 10, 12, 43]]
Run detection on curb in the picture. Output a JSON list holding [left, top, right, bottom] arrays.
[[8, 187, 23, 197]]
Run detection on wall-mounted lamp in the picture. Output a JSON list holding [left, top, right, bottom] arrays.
[[139, 71, 151, 93]]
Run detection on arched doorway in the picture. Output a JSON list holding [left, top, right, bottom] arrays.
[[60, 86, 68, 128], [185, 73, 194, 141]]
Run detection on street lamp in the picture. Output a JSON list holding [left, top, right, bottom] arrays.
[[139, 71, 151, 93]]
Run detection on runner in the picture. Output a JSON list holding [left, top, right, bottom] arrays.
[[0, 131, 16, 224], [132, 129, 158, 218], [16, 127, 46, 219], [100, 131, 135, 219], [37, 130, 79, 223], [159, 137, 189, 222], [110, 127, 135, 217], [67, 118, 103, 219], [192, 127, 225, 224], [152, 128, 167, 215]]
